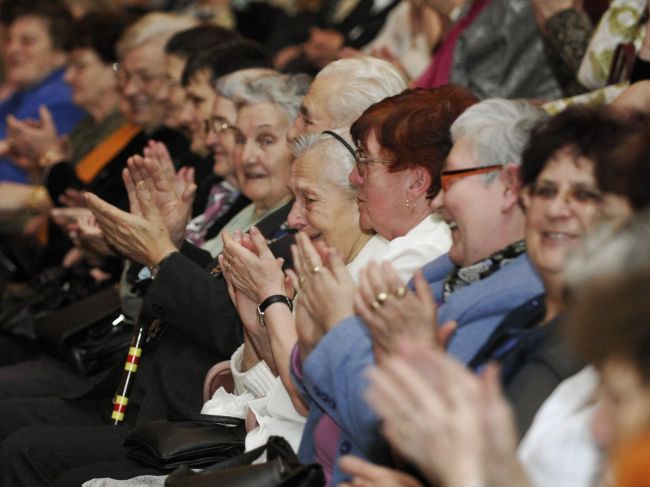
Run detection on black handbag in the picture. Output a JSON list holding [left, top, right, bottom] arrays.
[[165, 436, 325, 487], [32, 285, 133, 376], [124, 414, 247, 470]]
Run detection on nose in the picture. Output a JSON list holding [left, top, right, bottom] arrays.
[[287, 200, 306, 230], [155, 80, 170, 103], [63, 65, 74, 83], [121, 77, 139, 98], [286, 116, 302, 143], [178, 100, 194, 127], [240, 138, 261, 165], [431, 189, 445, 212], [205, 129, 218, 153], [348, 164, 363, 186], [545, 192, 573, 218]]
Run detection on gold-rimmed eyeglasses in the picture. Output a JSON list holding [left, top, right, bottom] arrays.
[[354, 147, 396, 177]]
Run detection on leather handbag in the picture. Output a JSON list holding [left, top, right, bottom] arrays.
[[164, 436, 325, 487], [124, 414, 246, 470]]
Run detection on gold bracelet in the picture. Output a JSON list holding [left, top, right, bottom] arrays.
[[38, 149, 62, 167], [28, 186, 49, 214]]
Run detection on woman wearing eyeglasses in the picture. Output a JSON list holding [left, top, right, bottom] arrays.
[[345, 86, 478, 282]]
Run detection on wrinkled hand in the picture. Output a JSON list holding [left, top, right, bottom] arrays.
[[50, 206, 93, 230], [355, 263, 456, 355], [126, 144, 196, 247], [286, 232, 356, 332], [77, 213, 115, 259], [220, 226, 287, 303], [85, 177, 177, 267], [5, 106, 66, 168], [364, 343, 485, 487], [339, 456, 425, 487], [364, 342, 526, 487], [59, 188, 87, 208], [223, 266, 276, 370]]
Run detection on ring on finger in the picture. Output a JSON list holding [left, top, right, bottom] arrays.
[[371, 300, 381, 310], [299, 275, 307, 284], [375, 291, 389, 304], [311, 266, 322, 274], [394, 286, 407, 299]]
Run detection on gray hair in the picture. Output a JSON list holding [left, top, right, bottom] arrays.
[[315, 56, 407, 128], [216, 68, 278, 100], [291, 130, 356, 199], [564, 209, 650, 291], [116, 13, 198, 58], [451, 99, 548, 181], [235, 72, 310, 126]]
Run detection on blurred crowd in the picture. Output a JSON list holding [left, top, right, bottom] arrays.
[[0, 0, 649, 485]]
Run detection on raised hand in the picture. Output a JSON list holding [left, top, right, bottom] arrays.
[[363, 342, 527, 487], [220, 226, 287, 304], [127, 141, 196, 244], [5, 106, 67, 169], [286, 232, 357, 332], [85, 175, 177, 267], [354, 262, 456, 356]]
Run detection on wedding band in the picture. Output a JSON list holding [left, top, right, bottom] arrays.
[[225, 262, 232, 270], [299, 276, 306, 284], [375, 292, 388, 304], [311, 266, 322, 274], [371, 300, 381, 310], [394, 286, 407, 299]]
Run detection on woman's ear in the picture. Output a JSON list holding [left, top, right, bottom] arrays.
[[499, 163, 522, 212], [408, 166, 432, 197]]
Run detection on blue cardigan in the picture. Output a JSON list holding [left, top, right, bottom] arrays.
[[0, 68, 86, 183], [292, 252, 543, 485]]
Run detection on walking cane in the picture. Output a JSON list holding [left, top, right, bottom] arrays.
[[111, 309, 157, 425]]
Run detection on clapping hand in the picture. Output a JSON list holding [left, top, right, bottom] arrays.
[[286, 232, 357, 332], [354, 262, 456, 357], [85, 165, 177, 267]]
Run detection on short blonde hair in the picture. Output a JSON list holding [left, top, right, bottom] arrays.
[[116, 12, 197, 59]]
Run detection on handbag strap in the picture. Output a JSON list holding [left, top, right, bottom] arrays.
[[167, 413, 244, 427]]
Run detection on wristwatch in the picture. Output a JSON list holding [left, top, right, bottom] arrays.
[[256, 295, 293, 327]]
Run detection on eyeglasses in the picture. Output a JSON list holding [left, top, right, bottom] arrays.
[[113, 63, 164, 89], [204, 116, 237, 136], [526, 182, 602, 209], [354, 147, 395, 177], [440, 164, 503, 192]]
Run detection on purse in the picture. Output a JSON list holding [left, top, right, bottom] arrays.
[[124, 414, 247, 470], [32, 284, 133, 376], [164, 436, 325, 487]]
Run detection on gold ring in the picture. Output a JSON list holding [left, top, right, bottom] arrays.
[[225, 262, 232, 270], [375, 292, 389, 304], [371, 300, 381, 310], [311, 266, 322, 274], [299, 275, 306, 284], [394, 286, 406, 299]]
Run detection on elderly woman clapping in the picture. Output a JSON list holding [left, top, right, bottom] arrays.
[[86, 72, 307, 271]]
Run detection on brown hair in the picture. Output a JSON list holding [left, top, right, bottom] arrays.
[[350, 85, 478, 197]]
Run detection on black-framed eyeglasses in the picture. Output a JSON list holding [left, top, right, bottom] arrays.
[[204, 116, 237, 136], [354, 146, 395, 177], [440, 164, 503, 192]]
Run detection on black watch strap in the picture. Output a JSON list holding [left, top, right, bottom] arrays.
[[256, 295, 293, 327]]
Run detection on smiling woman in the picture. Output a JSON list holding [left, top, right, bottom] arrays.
[[199, 72, 309, 257], [0, 0, 85, 183]]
